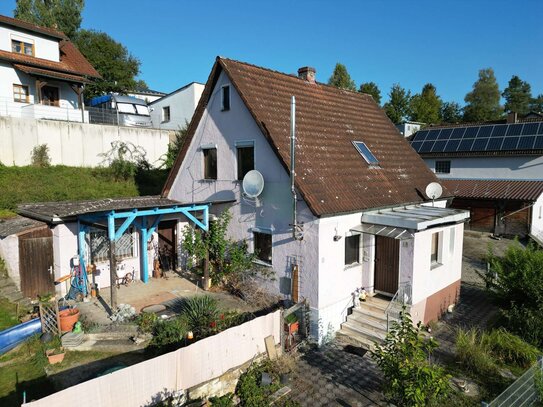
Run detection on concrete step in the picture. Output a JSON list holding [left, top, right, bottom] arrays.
[[341, 321, 387, 343], [336, 330, 378, 351], [352, 306, 388, 323], [347, 312, 388, 332], [358, 299, 389, 314], [0, 279, 15, 289]]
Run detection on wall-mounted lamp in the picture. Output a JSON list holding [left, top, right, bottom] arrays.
[[333, 235, 342, 242]]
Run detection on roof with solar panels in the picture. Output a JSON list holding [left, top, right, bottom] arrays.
[[410, 119, 543, 157]]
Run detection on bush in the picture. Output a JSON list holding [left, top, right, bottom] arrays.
[[455, 328, 500, 377], [209, 393, 235, 407], [181, 295, 219, 338], [150, 318, 187, 348], [31, 144, 51, 167], [236, 360, 280, 407], [486, 328, 539, 368], [136, 312, 159, 334], [371, 310, 450, 406]]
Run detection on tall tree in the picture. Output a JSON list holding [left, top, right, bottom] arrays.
[[530, 94, 543, 113], [409, 83, 442, 124], [502, 75, 532, 115], [463, 68, 502, 122], [14, 0, 84, 39], [440, 101, 463, 124], [328, 63, 356, 91], [359, 82, 382, 105], [383, 84, 411, 124], [74, 29, 141, 98]]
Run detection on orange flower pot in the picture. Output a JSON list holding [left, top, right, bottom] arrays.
[[59, 308, 80, 332], [46, 348, 65, 364]]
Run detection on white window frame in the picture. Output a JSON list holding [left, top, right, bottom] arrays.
[[252, 228, 272, 266], [344, 234, 361, 266], [430, 231, 443, 268]]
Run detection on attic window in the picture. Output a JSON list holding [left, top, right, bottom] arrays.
[[221, 85, 230, 111], [352, 141, 379, 165]]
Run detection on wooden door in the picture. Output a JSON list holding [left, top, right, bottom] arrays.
[[374, 236, 399, 296], [19, 236, 54, 298], [158, 221, 177, 271]]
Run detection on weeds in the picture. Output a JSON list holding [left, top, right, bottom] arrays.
[[31, 144, 51, 167]]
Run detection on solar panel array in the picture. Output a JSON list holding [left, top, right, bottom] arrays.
[[410, 122, 543, 154]]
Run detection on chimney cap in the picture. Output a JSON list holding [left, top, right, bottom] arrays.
[[298, 66, 316, 75]]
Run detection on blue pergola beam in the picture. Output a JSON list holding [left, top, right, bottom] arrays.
[[114, 211, 137, 241]]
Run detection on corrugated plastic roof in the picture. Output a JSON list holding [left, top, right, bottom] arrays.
[[163, 57, 446, 216], [443, 179, 543, 201]]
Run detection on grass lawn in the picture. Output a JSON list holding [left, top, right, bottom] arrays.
[[0, 297, 21, 331]]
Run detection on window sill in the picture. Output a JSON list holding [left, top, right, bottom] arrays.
[[201, 179, 217, 182], [253, 259, 272, 268], [344, 262, 361, 271], [161, 120, 170, 123], [431, 261, 443, 270]]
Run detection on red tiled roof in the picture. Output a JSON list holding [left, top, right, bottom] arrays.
[[443, 179, 543, 201], [13, 63, 90, 83], [163, 57, 447, 216], [0, 15, 66, 39]]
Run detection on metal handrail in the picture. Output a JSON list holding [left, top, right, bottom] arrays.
[[385, 281, 412, 331]]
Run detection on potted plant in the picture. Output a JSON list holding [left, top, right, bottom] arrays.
[[285, 313, 299, 335], [45, 347, 65, 364]]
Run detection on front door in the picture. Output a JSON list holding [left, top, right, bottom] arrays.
[[19, 236, 54, 298], [374, 235, 400, 296], [157, 221, 177, 271]]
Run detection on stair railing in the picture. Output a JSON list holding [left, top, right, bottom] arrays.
[[385, 281, 412, 331]]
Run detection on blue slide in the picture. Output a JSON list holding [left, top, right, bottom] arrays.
[[0, 318, 42, 355]]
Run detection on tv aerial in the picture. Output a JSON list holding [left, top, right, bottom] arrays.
[[425, 182, 443, 206], [242, 170, 265, 198]]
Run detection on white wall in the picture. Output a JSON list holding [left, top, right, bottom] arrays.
[[150, 83, 204, 130], [424, 156, 543, 181], [0, 116, 173, 167], [0, 25, 60, 61], [530, 193, 543, 246], [0, 234, 20, 286]]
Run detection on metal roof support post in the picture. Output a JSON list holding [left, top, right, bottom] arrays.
[[140, 219, 149, 284], [77, 221, 88, 296], [107, 212, 117, 310]]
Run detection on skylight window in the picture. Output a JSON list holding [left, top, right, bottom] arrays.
[[352, 141, 379, 165]]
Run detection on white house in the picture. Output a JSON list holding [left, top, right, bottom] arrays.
[[0, 14, 100, 123], [127, 88, 166, 104], [410, 118, 543, 243], [163, 58, 469, 343], [396, 121, 425, 138], [149, 82, 204, 130]]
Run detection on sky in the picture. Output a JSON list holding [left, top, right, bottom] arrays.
[[1, 0, 542, 104]]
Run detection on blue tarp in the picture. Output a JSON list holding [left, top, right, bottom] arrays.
[[0, 318, 41, 355]]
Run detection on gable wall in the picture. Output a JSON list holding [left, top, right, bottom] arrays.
[[168, 70, 320, 306], [0, 25, 59, 61]]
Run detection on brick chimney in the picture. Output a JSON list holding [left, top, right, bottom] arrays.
[[507, 112, 518, 124], [298, 66, 316, 84]]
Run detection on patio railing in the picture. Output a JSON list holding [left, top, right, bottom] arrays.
[[385, 281, 412, 331]]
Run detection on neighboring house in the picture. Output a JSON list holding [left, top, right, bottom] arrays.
[[0, 15, 100, 122], [163, 57, 469, 342], [127, 88, 166, 104], [396, 121, 425, 138], [410, 118, 543, 243], [149, 82, 204, 130]]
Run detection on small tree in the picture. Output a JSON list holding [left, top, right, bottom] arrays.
[[440, 101, 463, 124], [328, 63, 356, 91], [409, 83, 442, 124], [463, 68, 502, 122], [371, 310, 450, 406], [502, 75, 532, 115], [359, 81, 382, 105], [384, 84, 411, 124], [163, 121, 189, 169], [31, 144, 51, 167]]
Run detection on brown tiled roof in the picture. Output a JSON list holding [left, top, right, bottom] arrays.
[[443, 179, 543, 201], [0, 15, 66, 39], [13, 63, 90, 83], [163, 57, 447, 216]]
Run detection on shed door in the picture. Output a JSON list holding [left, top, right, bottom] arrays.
[[19, 237, 54, 298], [374, 236, 399, 296], [158, 221, 177, 271]]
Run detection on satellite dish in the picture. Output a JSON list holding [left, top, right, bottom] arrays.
[[242, 170, 265, 198], [425, 182, 443, 200]]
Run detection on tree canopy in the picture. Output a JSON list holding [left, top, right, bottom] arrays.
[[530, 94, 543, 114], [440, 101, 463, 124], [463, 68, 502, 122], [359, 82, 382, 105], [383, 84, 411, 124], [14, 0, 84, 39], [74, 29, 141, 99], [502, 75, 532, 115], [328, 63, 356, 91], [409, 83, 442, 124]]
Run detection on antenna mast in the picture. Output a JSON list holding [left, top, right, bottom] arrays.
[[290, 96, 301, 240]]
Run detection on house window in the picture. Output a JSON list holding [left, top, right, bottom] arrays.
[[352, 141, 379, 165], [431, 232, 440, 264], [203, 147, 217, 180], [41, 86, 59, 107], [254, 231, 272, 264], [13, 84, 29, 103], [344, 234, 360, 265], [89, 228, 135, 263], [435, 160, 451, 174], [11, 39, 34, 56], [221, 85, 230, 111], [237, 146, 254, 180], [162, 106, 170, 122]]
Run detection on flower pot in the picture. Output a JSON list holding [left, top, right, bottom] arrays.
[[288, 321, 299, 335], [59, 308, 80, 332], [46, 348, 65, 364]]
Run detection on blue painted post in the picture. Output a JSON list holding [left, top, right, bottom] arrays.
[[77, 222, 88, 296], [108, 213, 117, 309], [141, 223, 149, 283]]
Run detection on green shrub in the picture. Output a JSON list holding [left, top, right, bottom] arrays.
[[151, 318, 187, 348], [235, 360, 280, 407], [371, 310, 450, 406], [535, 368, 543, 403], [181, 295, 219, 338], [485, 328, 539, 368], [456, 328, 500, 377], [136, 312, 159, 334], [31, 144, 51, 167], [209, 393, 235, 407]]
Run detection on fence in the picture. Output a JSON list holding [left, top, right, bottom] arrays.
[[0, 116, 174, 167], [23, 310, 281, 407], [0, 96, 88, 123], [483, 357, 543, 407]]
